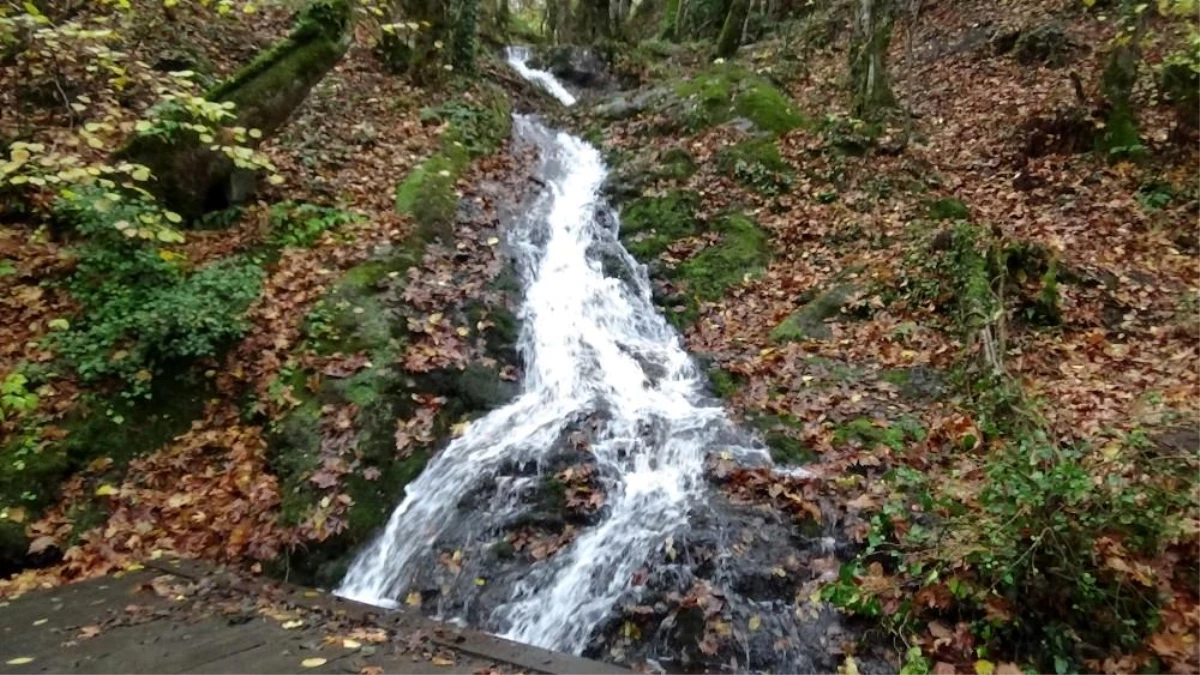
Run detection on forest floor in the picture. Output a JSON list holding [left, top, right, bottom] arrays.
[[1, 0, 1197, 674]]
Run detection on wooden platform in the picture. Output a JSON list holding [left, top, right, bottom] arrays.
[[0, 560, 625, 674]]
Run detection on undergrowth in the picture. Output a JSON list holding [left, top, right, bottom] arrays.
[[54, 189, 263, 398]]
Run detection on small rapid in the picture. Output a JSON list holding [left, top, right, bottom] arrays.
[[337, 48, 809, 663]]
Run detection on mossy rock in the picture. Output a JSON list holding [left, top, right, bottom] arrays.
[[395, 151, 467, 242], [305, 248, 422, 357], [660, 147, 698, 179], [926, 197, 971, 221], [620, 190, 701, 261], [268, 246, 522, 588], [881, 366, 946, 401], [819, 114, 882, 155], [606, 147, 696, 202], [832, 416, 925, 451], [673, 212, 770, 302], [674, 65, 807, 135], [715, 138, 792, 195], [707, 366, 744, 398], [771, 282, 858, 343], [751, 413, 814, 465]]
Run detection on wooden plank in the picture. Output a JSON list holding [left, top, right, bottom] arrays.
[[0, 616, 278, 674], [190, 637, 355, 675], [0, 571, 158, 627]]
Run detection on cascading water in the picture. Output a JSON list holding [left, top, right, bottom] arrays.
[[337, 48, 835, 671], [503, 46, 578, 106]]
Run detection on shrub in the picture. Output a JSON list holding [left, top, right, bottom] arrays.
[[269, 201, 358, 248], [55, 191, 263, 397]]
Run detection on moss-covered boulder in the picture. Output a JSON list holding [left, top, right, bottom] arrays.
[[674, 65, 807, 134], [771, 282, 859, 343], [714, 138, 792, 195], [396, 88, 513, 242], [673, 212, 770, 302], [1012, 22, 1072, 68], [620, 191, 701, 260], [268, 243, 521, 588]]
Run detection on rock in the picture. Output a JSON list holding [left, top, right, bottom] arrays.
[[535, 45, 611, 89], [1010, 22, 1072, 67], [771, 283, 859, 343]]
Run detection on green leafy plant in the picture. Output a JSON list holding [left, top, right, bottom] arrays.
[[269, 201, 359, 248], [0, 373, 38, 421], [54, 190, 264, 397]]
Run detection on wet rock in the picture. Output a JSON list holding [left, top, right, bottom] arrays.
[[534, 45, 612, 89], [583, 489, 852, 673]]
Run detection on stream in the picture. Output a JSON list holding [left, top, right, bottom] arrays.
[[338, 49, 845, 672]]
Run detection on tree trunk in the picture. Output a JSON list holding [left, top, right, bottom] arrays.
[[849, 0, 897, 119], [715, 0, 751, 57], [451, 0, 479, 73], [660, 0, 681, 39], [595, 0, 612, 38], [120, 0, 352, 221], [1099, 3, 1146, 155]]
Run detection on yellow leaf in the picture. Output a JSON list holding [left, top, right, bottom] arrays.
[[87, 137, 105, 149], [405, 591, 422, 606], [456, 327, 469, 337], [342, 639, 361, 649], [268, 174, 285, 186], [840, 656, 859, 675], [431, 656, 455, 666], [130, 167, 150, 181], [975, 660, 996, 675], [6, 658, 34, 665], [95, 484, 118, 496], [748, 615, 761, 631], [281, 619, 305, 629], [300, 658, 326, 668], [473, 577, 486, 586], [249, 128, 263, 139]]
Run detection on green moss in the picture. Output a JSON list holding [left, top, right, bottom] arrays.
[[734, 79, 806, 134], [751, 413, 814, 465], [708, 366, 744, 398], [206, 0, 351, 104], [0, 374, 208, 568], [673, 212, 769, 302], [395, 153, 463, 241], [926, 197, 971, 221], [395, 89, 516, 242], [715, 139, 792, 195], [660, 147, 697, 179], [620, 191, 701, 260], [881, 369, 910, 386], [833, 416, 925, 452], [674, 65, 806, 135], [771, 283, 857, 343]]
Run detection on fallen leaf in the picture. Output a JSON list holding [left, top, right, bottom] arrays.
[[6, 658, 33, 665], [301, 657, 327, 668]]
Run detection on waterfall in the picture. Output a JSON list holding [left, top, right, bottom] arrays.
[[337, 47, 770, 656]]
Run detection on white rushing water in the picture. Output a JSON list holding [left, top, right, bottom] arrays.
[[337, 49, 768, 654], [504, 46, 578, 106]]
